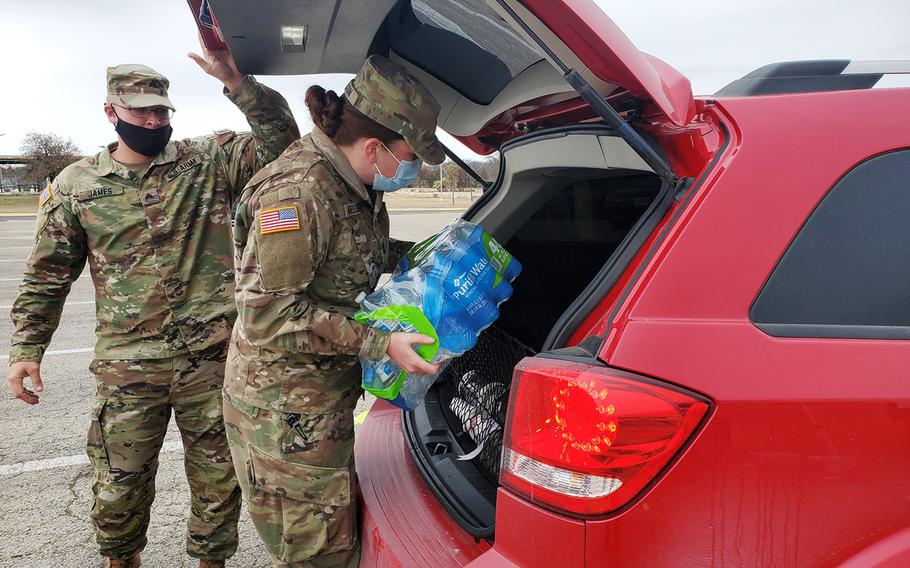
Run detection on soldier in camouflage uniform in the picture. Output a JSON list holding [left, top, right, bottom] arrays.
[[223, 55, 443, 567], [7, 42, 299, 568]]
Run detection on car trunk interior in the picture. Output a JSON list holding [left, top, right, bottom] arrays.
[[404, 127, 668, 538]]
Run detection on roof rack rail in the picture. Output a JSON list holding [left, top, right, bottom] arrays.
[[715, 59, 910, 97]]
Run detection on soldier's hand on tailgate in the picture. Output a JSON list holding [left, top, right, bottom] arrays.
[[188, 33, 244, 92], [387, 333, 440, 376], [8, 361, 43, 405]]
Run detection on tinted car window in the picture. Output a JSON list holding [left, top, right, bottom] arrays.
[[514, 176, 657, 244], [499, 173, 661, 349], [751, 149, 910, 339], [387, 0, 542, 104]]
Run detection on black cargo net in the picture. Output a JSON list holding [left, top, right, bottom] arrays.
[[436, 326, 536, 483]]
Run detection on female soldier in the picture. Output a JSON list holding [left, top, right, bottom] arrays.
[[222, 55, 444, 567]]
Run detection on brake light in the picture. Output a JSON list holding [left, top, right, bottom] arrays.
[[500, 357, 709, 516]]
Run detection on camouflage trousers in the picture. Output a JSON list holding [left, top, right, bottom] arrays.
[[86, 342, 241, 560], [223, 391, 360, 568]]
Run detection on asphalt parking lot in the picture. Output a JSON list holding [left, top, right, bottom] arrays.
[[0, 210, 458, 568]]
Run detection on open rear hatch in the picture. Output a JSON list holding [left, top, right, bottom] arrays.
[[201, 0, 696, 163]]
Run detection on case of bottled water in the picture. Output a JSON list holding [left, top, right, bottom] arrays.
[[355, 219, 521, 410]]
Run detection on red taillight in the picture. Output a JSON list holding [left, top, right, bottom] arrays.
[[500, 357, 709, 516]]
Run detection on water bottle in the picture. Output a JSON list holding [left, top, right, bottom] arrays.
[[441, 245, 503, 353], [450, 225, 521, 292], [481, 230, 522, 285], [435, 257, 481, 355]]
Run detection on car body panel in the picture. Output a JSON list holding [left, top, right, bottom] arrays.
[[597, 86, 910, 566], [356, 400, 490, 567], [471, 489, 585, 568]]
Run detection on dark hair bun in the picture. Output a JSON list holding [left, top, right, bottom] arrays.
[[305, 85, 344, 137]]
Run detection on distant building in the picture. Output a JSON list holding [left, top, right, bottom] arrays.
[[0, 165, 38, 192]]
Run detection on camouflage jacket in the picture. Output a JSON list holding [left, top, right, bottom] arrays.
[[9, 76, 300, 364], [225, 127, 412, 411]]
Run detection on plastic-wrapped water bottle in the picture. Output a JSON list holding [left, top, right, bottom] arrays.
[[356, 219, 522, 410]]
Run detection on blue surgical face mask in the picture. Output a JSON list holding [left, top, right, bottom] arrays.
[[372, 141, 422, 192]]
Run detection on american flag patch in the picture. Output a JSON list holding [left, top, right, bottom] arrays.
[[38, 183, 53, 206], [260, 205, 300, 234]]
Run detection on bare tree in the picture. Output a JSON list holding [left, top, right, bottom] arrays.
[[19, 131, 81, 185], [417, 162, 438, 189], [474, 156, 500, 182], [415, 155, 502, 189]]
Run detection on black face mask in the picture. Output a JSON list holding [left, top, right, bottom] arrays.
[[115, 119, 172, 157]]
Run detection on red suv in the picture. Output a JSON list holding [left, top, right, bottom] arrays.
[[195, 1, 910, 565]]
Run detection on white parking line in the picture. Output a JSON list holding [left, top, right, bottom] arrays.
[[0, 440, 183, 476], [0, 259, 26, 262], [0, 347, 94, 361], [0, 300, 93, 309], [0, 237, 35, 240]]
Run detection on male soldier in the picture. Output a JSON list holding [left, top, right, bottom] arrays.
[[7, 43, 300, 568]]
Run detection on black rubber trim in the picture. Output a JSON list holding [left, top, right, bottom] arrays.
[[674, 177, 694, 200], [535, 351, 603, 365], [543, 334, 604, 359], [754, 323, 910, 340], [603, 123, 731, 343]]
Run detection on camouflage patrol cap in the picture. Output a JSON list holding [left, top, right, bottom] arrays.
[[344, 56, 444, 165], [105, 64, 175, 111]]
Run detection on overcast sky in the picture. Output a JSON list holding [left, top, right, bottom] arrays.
[[1, 0, 908, 159]]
